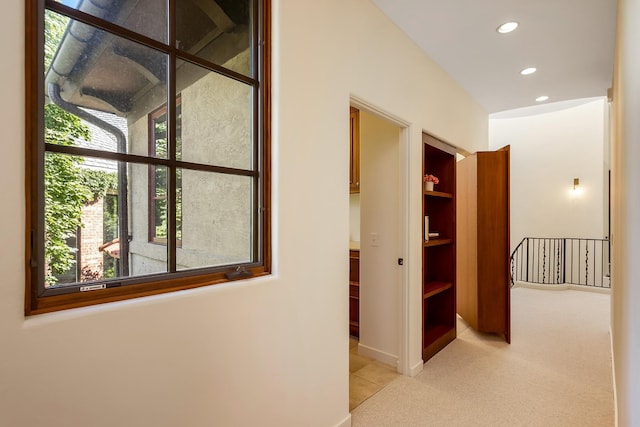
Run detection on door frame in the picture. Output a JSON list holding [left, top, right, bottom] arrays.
[[350, 95, 412, 375]]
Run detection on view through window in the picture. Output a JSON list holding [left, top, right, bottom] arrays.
[[26, 0, 270, 313]]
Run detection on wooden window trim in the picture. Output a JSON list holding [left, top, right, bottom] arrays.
[[25, 0, 272, 315], [148, 97, 183, 246]]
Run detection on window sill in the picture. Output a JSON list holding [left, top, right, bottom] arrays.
[[26, 267, 271, 316]]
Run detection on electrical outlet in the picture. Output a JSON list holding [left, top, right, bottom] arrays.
[[370, 232, 379, 247]]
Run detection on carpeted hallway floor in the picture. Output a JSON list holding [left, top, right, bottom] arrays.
[[351, 286, 614, 426]]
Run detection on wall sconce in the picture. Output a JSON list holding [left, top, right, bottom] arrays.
[[573, 178, 580, 190]]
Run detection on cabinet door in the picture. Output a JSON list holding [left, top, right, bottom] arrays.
[[477, 146, 510, 342], [456, 146, 511, 343], [349, 107, 360, 193]]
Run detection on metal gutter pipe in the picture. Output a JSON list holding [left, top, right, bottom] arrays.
[[48, 82, 130, 277]]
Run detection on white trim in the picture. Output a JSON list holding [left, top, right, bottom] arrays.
[[350, 96, 411, 128], [408, 359, 424, 377], [397, 125, 411, 376], [358, 342, 399, 368], [350, 94, 412, 376], [335, 413, 351, 427], [513, 281, 611, 294], [610, 326, 618, 427]]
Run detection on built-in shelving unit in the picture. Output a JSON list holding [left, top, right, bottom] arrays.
[[349, 249, 360, 337], [422, 133, 457, 362]]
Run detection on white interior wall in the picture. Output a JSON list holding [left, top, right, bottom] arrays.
[[349, 194, 361, 243], [611, 0, 640, 424], [0, 0, 488, 426], [358, 110, 401, 366], [489, 98, 608, 251]]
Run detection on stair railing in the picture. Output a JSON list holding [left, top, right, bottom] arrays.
[[510, 237, 610, 288]]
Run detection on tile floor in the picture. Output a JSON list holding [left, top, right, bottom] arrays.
[[349, 337, 399, 411]]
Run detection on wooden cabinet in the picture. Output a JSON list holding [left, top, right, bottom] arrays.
[[349, 249, 360, 337], [457, 146, 511, 342], [422, 133, 457, 362], [349, 107, 360, 194]]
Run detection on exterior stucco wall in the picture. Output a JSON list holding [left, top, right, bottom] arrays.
[[127, 49, 252, 275]]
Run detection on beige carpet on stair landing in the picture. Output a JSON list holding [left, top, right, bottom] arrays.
[[351, 286, 614, 427]]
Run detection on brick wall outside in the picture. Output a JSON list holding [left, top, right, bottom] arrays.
[[80, 199, 104, 281]]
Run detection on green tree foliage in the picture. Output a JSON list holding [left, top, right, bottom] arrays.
[[44, 105, 90, 282], [43, 10, 119, 285], [45, 10, 67, 69], [81, 169, 118, 203], [44, 104, 120, 284]]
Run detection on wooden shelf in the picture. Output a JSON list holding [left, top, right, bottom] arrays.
[[422, 325, 456, 361], [424, 324, 454, 343], [424, 190, 453, 198], [423, 281, 453, 299], [424, 238, 453, 247]]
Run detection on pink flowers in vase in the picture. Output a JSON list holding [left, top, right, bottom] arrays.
[[423, 174, 440, 184], [423, 174, 439, 191]]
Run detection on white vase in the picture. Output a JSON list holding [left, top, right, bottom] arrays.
[[424, 181, 434, 191]]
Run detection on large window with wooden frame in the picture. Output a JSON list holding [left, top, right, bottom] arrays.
[[25, 0, 271, 314]]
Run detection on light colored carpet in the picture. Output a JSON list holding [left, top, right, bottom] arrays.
[[351, 287, 614, 426]]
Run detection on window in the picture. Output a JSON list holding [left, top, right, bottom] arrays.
[[149, 99, 182, 245], [26, 0, 271, 314]]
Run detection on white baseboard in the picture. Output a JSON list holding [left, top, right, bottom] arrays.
[[610, 326, 618, 427], [408, 359, 424, 377], [513, 281, 611, 294], [335, 413, 351, 427], [357, 343, 398, 368]]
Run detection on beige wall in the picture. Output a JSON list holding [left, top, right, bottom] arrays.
[[490, 98, 609, 251], [349, 193, 361, 242], [611, 0, 640, 424], [0, 0, 487, 426]]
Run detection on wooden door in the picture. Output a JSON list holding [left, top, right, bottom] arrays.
[[457, 146, 511, 343]]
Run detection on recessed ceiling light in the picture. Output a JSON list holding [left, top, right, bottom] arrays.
[[520, 67, 537, 75], [536, 96, 549, 102], [497, 22, 519, 34]]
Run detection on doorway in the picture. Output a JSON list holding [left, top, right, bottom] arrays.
[[348, 98, 411, 409]]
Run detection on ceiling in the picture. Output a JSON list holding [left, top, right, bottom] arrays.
[[371, 0, 618, 114]]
